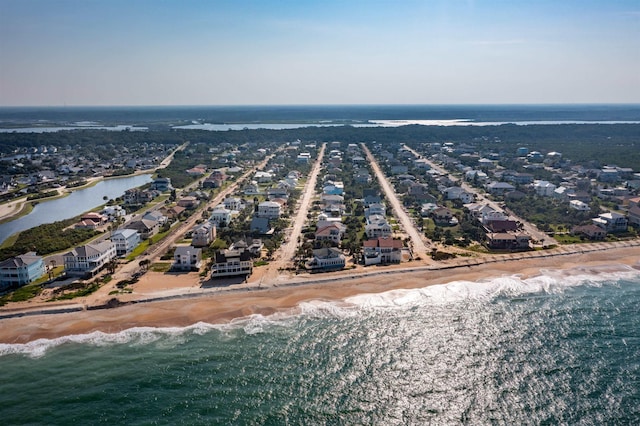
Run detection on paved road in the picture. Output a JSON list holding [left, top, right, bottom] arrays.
[[112, 150, 282, 282], [362, 143, 430, 258], [261, 143, 326, 283], [401, 144, 549, 245]]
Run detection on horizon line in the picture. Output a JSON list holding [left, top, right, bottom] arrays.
[[1, 102, 640, 109]]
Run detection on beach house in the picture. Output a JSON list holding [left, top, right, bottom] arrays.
[[0, 252, 46, 290], [63, 241, 117, 277], [305, 247, 346, 272], [172, 246, 202, 271], [110, 229, 141, 256]]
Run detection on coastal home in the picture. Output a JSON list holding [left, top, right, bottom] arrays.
[[533, 180, 557, 197], [177, 196, 199, 209], [572, 224, 606, 240], [123, 188, 157, 206], [209, 207, 232, 227], [203, 170, 226, 188], [486, 182, 516, 196], [63, 241, 117, 277], [323, 182, 344, 196], [365, 218, 393, 239], [143, 210, 168, 225], [172, 246, 202, 271], [257, 201, 281, 219], [0, 252, 46, 290], [315, 223, 347, 245], [485, 220, 519, 233], [320, 194, 344, 206], [162, 205, 186, 220], [250, 217, 272, 234], [110, 229, 141, 256], [243, 182, 260, 195], [432, 207, 456, 226], [486, 233, 531, 250], [125, 218, 160, 240], [569, 200, 591, 211], [230, 238, 264, 257], [593, 212, 628, 233], [364, 203, 386, 218], [362, 237, 403, 266], [443, 186, 475, 203], [101, 205, 126, 221], [254, 171, 273, 183], [211, 249, 253, 278], [223, 197, 244, 212], [625, 205, 640, 227], [150, 177, 172, 191], [305, 247, 346, 272], [481, 210, 509, 225], [75, 212, 108, 229], [191, 222, 216, 247]]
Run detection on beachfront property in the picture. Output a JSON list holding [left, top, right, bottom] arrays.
[[191, 221, 216, 247], [592, 212, 628, 233], [486, 233, 532, 250], [0, 252, 46, 290], [110, 229, 141, 256], [362, 237, 403, 266], [572, 224, 607, 240], [63, 241, 117, 277], [210, 249, 253, 278], [172, 246, 202, 271], [628, 206, 640, 227], [305, 247, 346, 272]]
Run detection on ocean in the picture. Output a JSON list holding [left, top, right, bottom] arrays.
[[1, 268, 639, 424]]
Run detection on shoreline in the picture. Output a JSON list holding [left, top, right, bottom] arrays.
[[1, 243, 638, 345]]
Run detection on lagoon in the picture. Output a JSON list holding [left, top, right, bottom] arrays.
[[0, 174, 153, 244]]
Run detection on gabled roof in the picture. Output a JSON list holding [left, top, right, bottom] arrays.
[[363, 237, 403, 249]]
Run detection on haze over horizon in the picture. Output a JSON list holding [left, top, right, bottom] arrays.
[[1, 0, 639, 107]]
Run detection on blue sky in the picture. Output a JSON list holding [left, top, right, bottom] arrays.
[[1, 0, 638, 106]]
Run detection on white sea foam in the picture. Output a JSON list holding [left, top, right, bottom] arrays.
[[345, 267, 640, 309], [2, 267, 637, 358]]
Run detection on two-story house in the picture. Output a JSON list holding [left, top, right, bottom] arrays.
[[63, 241, 117, 277], [0, 252, 46, 290], [110, 229, 141, 256]]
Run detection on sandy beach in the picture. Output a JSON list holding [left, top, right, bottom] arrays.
[[1, 244, 638, 345]]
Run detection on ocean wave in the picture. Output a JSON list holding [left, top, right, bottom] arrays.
[[345, 266, 640, 309], [2, 267, 638, 358], [0, 322, 218, 359]]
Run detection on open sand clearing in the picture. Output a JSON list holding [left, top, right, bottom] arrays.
[[1, 244, 638, 344]]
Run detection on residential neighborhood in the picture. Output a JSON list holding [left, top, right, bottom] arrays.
[[0, 131, 639, 304]]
